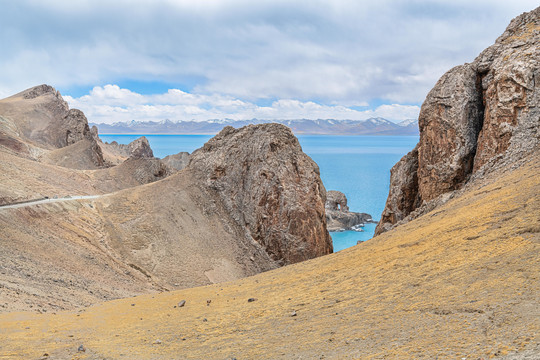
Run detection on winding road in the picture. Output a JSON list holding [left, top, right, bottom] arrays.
[[0, 195, 101, 210]]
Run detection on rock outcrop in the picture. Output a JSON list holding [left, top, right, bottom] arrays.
[[63, 109, 92, 146], [99, 137, 155, 166], [127, 136, 154, 158], [161, 151, 190, 173], [0, 84, 105, 168], [375, 147, 421, 234], [325, 190, 373, 231], [376, 7, 540, 235], [188, 124, 332, 265]]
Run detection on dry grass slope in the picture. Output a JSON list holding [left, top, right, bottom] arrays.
[[0, 155, 538, 359]]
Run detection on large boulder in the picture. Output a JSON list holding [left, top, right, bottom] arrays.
[[188, 124, 332, 265], [376, 7, 540, 234]]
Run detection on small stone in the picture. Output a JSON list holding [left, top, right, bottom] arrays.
[[248, 298, 257, 302], [153, 339, 162, 345], [77, 344, 85, 352], [42, 354, 49, 358], [206, 299, 211, 306], [290, 310, 297, 317], [131, 303, 135, 306], [178, 300, 186, 307], [203, 318, 208, 322]]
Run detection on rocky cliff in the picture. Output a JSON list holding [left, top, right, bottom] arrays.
[[188, 124, 332, 265], [376, 7, 539, 235]]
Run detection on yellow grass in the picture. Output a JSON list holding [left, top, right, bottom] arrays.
[[0, 156, 539, 359]]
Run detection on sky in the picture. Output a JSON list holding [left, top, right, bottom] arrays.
[[1, 0, 537, 124]]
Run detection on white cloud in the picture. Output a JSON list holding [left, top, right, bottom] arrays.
[[0, 1, 538, 106], [65, 85, 420, 123]]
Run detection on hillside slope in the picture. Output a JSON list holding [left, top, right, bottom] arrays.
[[1, 153, 538, 359]]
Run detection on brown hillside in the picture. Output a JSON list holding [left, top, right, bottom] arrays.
[[1, 153, 538, 359]]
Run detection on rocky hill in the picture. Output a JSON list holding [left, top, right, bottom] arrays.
[[376, 7, 539, 235], [0, 86, 331, 313]]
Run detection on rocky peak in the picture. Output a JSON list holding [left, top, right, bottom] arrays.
[[20, 84, 59, 100], [188, 123, 332, 265], [127, 136, 154, 159], [376, 6, 539, 235]]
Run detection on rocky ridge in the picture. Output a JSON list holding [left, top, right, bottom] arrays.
[[0, 87, 332, 312], [376, 7, 540, 235]]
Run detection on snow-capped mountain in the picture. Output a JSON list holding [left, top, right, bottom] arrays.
[[91, 118, 419, 136]]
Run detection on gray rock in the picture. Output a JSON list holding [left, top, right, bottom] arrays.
[[376, 7, 540, 235], [127, 136, 154, 159], [325, 190, 373, 232], [188, 124, 332, 265], [162, 151, 190, 173]]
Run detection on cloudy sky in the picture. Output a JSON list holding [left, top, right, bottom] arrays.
[[1, 1, 537, 123]]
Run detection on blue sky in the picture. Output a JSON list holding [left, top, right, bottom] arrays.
[[1, 0, 537, 123]]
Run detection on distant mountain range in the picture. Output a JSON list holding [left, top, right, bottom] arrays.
[[90, 118, 419, 136]]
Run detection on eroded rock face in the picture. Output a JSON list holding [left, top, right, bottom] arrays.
[[22, 84, 58, 99], [63, 109, 92, 146], [326, 190, 349, 212], [162, 152, 190, 173], [417, 65, 484, 202], [374, 146, 421, 235], [325, 190, 373, 231], [128, 136, 154, 159], [472, 8, 540, 170], [188, 124, 332, 265], [376, 7, 540, 235]]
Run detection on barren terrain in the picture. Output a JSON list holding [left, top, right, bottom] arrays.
[[1, 154, 538, 359]]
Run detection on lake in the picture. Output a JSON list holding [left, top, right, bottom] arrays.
[[100, 134, 418, 252]]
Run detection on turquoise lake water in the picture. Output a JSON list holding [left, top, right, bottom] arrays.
[[100, 134, 418, 252]]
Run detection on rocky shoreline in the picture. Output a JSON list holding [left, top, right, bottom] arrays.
[[325, 190, 375, 232]]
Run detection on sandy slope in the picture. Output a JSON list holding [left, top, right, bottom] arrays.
[[1, 154, 537, 359]]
